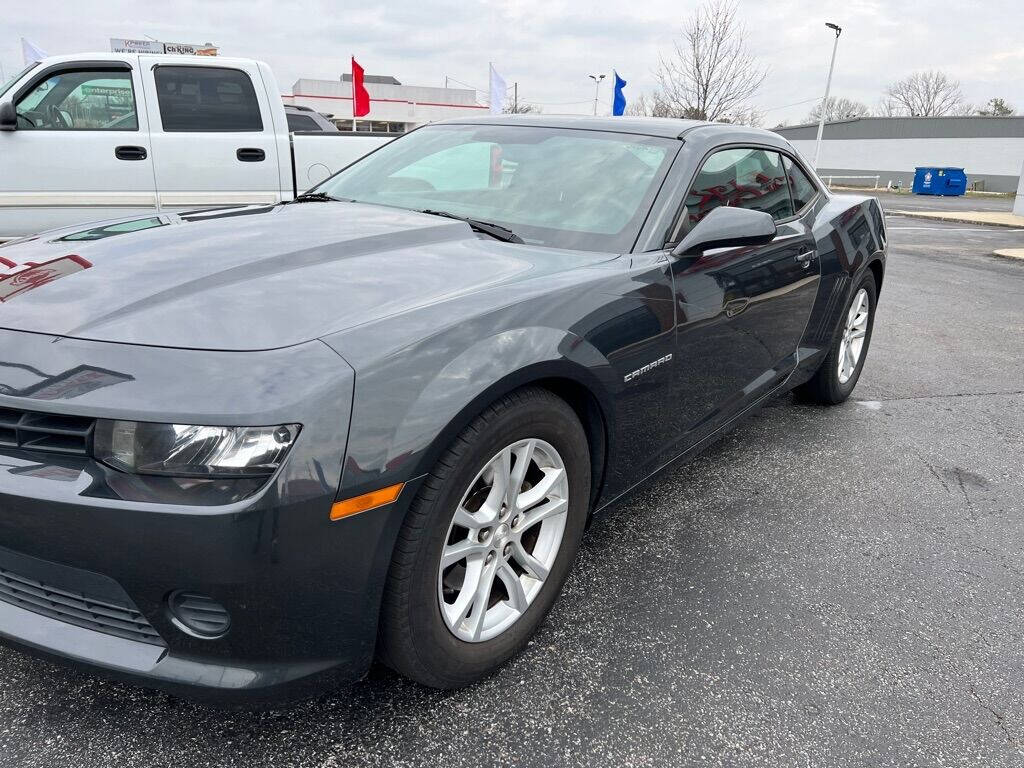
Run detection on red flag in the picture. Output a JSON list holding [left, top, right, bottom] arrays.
[[351, 57, 370, 117]]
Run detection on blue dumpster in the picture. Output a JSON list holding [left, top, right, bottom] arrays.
[[912, 167, 968, 196]]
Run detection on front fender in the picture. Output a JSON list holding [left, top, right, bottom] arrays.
[[330, 323, 616, 501]]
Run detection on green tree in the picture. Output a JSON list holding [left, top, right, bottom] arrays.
[[976, 98, 1015, 116]]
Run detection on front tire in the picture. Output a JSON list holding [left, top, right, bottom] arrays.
[[378, 387, 591, 688], [797, 271, 877, 405]]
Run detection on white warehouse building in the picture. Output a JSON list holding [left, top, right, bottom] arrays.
[[283, 73, 488, 133], [776, 116, 1024, 193]]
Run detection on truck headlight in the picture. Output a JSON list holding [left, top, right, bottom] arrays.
[[94, 420, 301, 478]]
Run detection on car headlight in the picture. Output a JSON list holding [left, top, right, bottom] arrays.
[[94, 420, 301, 478]]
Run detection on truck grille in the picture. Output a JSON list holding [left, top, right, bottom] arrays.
[[0, 566, 164, 646], [0, 406, 95, 456]]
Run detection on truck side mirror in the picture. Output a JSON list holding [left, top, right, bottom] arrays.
[[0, 102, 17, 131]]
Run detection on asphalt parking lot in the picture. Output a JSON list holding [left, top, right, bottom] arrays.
[[0, 214, 1022, 767]]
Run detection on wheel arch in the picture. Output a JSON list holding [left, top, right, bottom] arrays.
[[409, 363, 612, 516]]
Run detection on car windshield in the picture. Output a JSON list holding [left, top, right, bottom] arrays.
[[0, 62, 38, 99], [315, 124, 679, 252]]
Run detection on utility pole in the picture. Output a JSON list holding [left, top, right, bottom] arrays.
[[513, 82, 518, 112], [813, 22, 842, 169], [588, 73, 606, 115]]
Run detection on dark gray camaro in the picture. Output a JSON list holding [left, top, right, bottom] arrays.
[[0, 116, 885, 701]]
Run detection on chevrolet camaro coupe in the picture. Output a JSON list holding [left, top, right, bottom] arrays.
[[0, 116, 885, 701]]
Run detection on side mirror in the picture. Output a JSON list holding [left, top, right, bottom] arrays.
[[0, 102, 16, 131], [671, 206, 776, 257]]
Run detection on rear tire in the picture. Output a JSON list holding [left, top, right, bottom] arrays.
[[796, 271, 877, 405], [377, 387, 590, 688]]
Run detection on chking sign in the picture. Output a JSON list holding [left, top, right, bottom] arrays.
[[0, 254, 92, 302]]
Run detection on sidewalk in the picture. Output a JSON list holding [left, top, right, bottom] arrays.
[[889, 209, 1024, 229], [994, 249, 1024, 261]]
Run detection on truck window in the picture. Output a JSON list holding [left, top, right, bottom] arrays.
[[287, 113, 321, 132], [154, 66, 263, 132], [14, 69, 137, 131]]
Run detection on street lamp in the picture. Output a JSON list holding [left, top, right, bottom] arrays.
[[813, 22, 842, 169], [589, 73, 606, 116]]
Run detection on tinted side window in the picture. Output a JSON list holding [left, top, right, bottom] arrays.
[[783, 155, 818, 211], [15, 69, 137, 130], [684, 148, 794, 232], [155, 67, 263, 131], [287, 113, 320, 132]]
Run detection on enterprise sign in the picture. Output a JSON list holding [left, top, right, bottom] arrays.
[[110, 38, 218, 56]]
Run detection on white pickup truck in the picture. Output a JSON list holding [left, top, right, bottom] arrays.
[[0, 53, 392, 239]]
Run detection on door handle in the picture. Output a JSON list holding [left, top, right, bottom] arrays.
[[236, 147, 266, 162], [115, 145, 148, 161], [795, 250, 816, 268]]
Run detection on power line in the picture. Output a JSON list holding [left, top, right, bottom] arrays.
[[760, 96, 822, 113]]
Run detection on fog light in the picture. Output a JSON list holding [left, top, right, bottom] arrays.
[[167, 591, 231, 639]]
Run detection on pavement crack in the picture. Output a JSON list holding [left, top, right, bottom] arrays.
[[969, 683, 1019, 748]]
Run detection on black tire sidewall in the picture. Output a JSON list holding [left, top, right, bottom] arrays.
[[397, 393, 590, 686]]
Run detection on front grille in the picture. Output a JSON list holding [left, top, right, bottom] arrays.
[[0, 566, 164, 646], [0, 406, 95, 456]]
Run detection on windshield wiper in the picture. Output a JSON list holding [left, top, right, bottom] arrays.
[[418, 210, 523, 244], [286, 192, 353, 204]]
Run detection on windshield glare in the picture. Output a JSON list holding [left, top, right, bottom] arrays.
[[316, 124, 678, 252]]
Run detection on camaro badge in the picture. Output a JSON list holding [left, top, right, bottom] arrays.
[[624, 354, 673, 383]]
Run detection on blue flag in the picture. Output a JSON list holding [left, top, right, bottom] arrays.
[[612, 71, 627, 116]]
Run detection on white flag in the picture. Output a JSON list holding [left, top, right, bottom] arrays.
[[489, 64, 506, 115], [21, 37, 48, 65]]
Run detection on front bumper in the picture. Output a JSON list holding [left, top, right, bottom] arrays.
[[0, 329, 410, 702]]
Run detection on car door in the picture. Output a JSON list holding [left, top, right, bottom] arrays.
[[669, 146, 821, 438], [140, 61, 283, 211], [0, 60, 156, 238]]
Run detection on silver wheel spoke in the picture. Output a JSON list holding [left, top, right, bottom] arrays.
[[520, 496, 568, 530], [506, 439, 535, 512], [444, 559, 483, 628], [497, 563, 528, 613], [511, 540, 549, 581], [466, 561, 499, 641], [442, 539, 488, 569], [516, 466, 565, 512], [850, 328, 866, 341]]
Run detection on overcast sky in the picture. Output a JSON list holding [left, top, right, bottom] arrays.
[[4, 0, 1022, 125]]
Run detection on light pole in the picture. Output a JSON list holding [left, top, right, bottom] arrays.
[[813, 22, 842, 169], [589, 73, 606, 116]]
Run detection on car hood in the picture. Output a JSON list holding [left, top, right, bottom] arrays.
[[0, 203, 613, 351]]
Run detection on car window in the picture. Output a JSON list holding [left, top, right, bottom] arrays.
[[154, 66, 263, 131], [317, 124, 676, 253], [14, 69, 137, 130], [287, 113, 321, 132], [682, 147, 794, 233], [783, 155, 818, 211]]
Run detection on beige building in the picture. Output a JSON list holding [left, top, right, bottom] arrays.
[[283, 73, 488, 133]]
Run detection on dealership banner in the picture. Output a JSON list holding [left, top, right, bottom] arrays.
[[110, 38, 218, 56]]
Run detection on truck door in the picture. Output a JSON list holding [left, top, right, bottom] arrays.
[[140, 60, 283, 211], [0, 59, 156, 238]]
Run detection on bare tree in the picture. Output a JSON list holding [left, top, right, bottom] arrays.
[[624, 91, 680, 118], [654, 0, 767, 122], [503, 100, 540, 114], [881, 71, 969, 116], [806, 96, 871, 123], [976, 97, 1015, 116]]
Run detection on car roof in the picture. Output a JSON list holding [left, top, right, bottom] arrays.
[[434, 114, 791, 146]]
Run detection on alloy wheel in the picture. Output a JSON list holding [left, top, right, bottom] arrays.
[[437, 438, 569, 643], [838, 287, 870, 384]]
